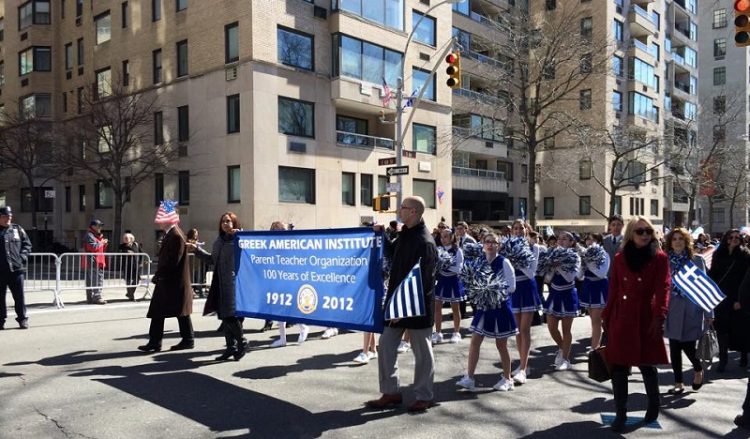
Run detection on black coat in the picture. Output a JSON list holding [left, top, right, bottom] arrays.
[[709, 246, 750, 351], [383, 220, 437, 329], [0, 223, 32, 272], [194, 234, 236, 319], [147, 226, 193, 318]]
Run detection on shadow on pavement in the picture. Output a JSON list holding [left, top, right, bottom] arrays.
[[235, 351, 361, 380], [517, 421, 619, 438]]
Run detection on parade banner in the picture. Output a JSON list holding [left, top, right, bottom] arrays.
[[234, 228, 385, 333]]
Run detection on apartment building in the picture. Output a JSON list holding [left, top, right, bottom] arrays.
[[0, 0, 453, 252]]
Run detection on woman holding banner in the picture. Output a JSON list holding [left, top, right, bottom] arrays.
[[190, 212, 246, 361]]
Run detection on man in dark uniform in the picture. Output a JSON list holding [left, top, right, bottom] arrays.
[[0, 206, 33, 329]]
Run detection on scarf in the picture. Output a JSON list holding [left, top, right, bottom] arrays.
[[623, 240, 656, 273]]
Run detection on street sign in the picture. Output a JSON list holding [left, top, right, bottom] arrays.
[[44, 190, 55, 198], [386, 182, 401, 192], [386, 165, 409, 176], [402, 150, 416, 159], [378, 157, 397, 166]]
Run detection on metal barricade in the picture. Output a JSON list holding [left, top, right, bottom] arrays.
[[23, 253, 62, 306], [187, 253, 212, 296]]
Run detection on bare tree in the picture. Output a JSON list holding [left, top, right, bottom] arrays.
[[714, 143, 749, 229]]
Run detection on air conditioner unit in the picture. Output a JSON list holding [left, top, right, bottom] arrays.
[[485, 141, 494, 148], [225, 66, 238, 81]]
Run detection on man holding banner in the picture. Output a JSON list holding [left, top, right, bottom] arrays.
[[366, 196, 438, 413]]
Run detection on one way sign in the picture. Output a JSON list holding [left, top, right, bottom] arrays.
[[386, 165, 409, 176]]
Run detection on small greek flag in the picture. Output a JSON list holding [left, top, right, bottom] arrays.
[[673, 260, 726, 313], [384, 260, 425, 320]]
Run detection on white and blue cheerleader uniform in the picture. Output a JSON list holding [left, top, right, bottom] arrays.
[[579, 246, 610, 309], [543, 250, 581, 318], [470, 255, 518, 338], [436, 245, 465, 302], [510, 244, 542, 314]]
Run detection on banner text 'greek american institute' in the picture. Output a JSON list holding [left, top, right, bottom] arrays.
[[234, 228, 385, 332]]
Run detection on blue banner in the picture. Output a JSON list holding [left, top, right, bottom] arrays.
[[234, 227, 385, 333]]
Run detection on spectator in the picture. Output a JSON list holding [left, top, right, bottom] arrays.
[[84, 219, 108, 305], [119, 233, 141, 301], [186, 228, 207, 298]]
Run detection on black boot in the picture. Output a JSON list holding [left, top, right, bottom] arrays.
[[611, 367, 629, 432], [216, 333, 236, 361], [642, 366, 660, 424], [718, 332, 729, 373]]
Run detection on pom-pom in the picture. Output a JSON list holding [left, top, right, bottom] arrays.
[[536, 247, 579, 277], [582, 244, 606, 269], [460, 256, 510, 310], [499, 237, 534, 270], [437, 247, 456, 275], [462, 242, 484, 262]]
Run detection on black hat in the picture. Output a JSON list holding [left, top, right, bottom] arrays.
[[0, 206, 12, 216], [90, 219, 104, 227]]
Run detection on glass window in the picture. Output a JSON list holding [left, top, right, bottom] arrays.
[[176, 40, 188, 77], [629, 57, 656, 89], [412, 123, 436, 155], [19, 2, 33, 29], [65, 186, 71, 212], [122, 59, 129, 86], [225, 22, 238, 63], [342, 172, 355, 206], [178, 171, 190, 205], [19, 47, 51, 75], [154, 173, 163, 206], [544, 197, 555, 216], [612, 19, 623, 42], [95, 11, 111, 44], [612, 90, 622, 112], [497, 161, 513, 181], [154, 111, 163, 145], [412, 67, 435, 101], [95, 181, 114, 208], [79, 184, 86, 211], [77, 38, 84, 66], [612, 55, 623, 76], [279, 166, 315, 204], [76, 0, 82, 16], [334, 34, 402, 86], [98, 125, 112, 153], [361, 174, 373, 206], [378, 175, 388, 195], [339, 0, 404, 31], [227, 166, 240, 203], [152, 49, 162, 84], [412, 11, 435, 46], [227, 94, 240, 133], [580, 89, 592, 110], [579, 196, 591, 215], [278, 97, 314, 138], [178, 105, 189, 142], [277, 26, 313, 71], [152, 0, 161, 21], [413, 179, 435, 209], [628, 91, 656, 122], [65, 43, 73, 70], [714, 38, 726, 58], [21, 187, 54, 212], [452, 0, 469, 15], [19, 94, 51, 119], [714, 67, 726, 86], [650, 199, 659, 216], [579, 160, 592, 179], [176, 0, 187, 11], [685, 101, 697, 120], [580, 53, 592, 73], [685, 47, 697, 68], [95, 67, 111, 98], [713, 9, 727, 28], [122, 1, 129, 28], [580, 17, 592, 39]]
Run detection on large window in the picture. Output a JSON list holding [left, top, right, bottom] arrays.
[[412, 123, 436, 155], [412, 11, 435, 46], [95, 181, 114, 208], [278, 97, 314, 138], [629, 57, 656, 89], [579, 196, 591, 215], [333, 34, 402, 86], [337, 0, 404, 31], [579, 160, 592, 180], [452, 1, 469, 15], [154, 173, 164, 206], [413, 179, 435, 209], [612, 90, 622, 112], [342, 172, 355, 206], [628, 91, 656, 122], [543, 197, 555, 216], [177, 105, 189, 141], [18, 0, 50, 29], [178, 170, 190, 206], [685, 47, 697, 68], [227, 94, 240, 133], [95, 67, 111, 98], [713, 67, 726, 86], [19, 46, 51, 75], [20, 187, 54, 212], [713, 9, 727, 28], [152, 0, 161, 21], [153, 111, 163, 145], [580, 17, 592, 39], [152, 49, 162, 84], [95, 11, 111, 44], [227, 166, 240, 203], [176, 0, 187, 12], [580, 89, 592, 110], [361, 174, 373, 206], [225, 22, 239, 63], [612, 55, 623, 77], [279, 166, 315, 204], [65, 43, 73, 70], [19, 94, 51, 119], [412, 67, 435, 101], [714, 38, 727, 59], [176, 40, 188, 77], [612, 19, 623, 42], [277, 26, 313, 71]]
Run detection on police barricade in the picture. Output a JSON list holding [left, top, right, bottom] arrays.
[[187, 253, 212, 297], [23, 253, 62, 307]]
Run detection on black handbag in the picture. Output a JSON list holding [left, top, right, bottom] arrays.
[[588, 346, 612, 382], [697, 327, 719, 361]]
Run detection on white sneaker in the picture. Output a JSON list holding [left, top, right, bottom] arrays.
[[554, 349, 563, 367], [431, 332, 443, 344], [513, 370, 527, 385], [367, 350, 377, 360], [556, 360, 572, 371], [456, 375, 476, 391], [511, 366, 522, 377], [353, 352, 369, 364], [321, 328, 339, 339], [493, 377, 514, 392], [270, 338, 286, 348], [397, 341, 411, 353], [450, 332, 462, 343], [298, 325, 309, 344]]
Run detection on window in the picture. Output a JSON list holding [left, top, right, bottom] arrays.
[[713, 125, 726, 143], [629, 57, 657, 89], [337, 0, 404, 31], [19, 0, 50, 29], [714, 38, 726, 59], [521, 164, 528, 182], [0, 18, 4, 41], [713, 9, 727, 28], [612, 55, 623, 76], [176, 40, 188, 77], [19, 94, 51, 119], [412, 123, 436, 155], [712, 208, 725, 224], [227, 94, 240, 133], [452, 0, 469, 15], [342, 172, 355, 206], [378, 175, 388, 195], [412, 67, 435, 101], [20, 187, 53, 212], [95, 67, 111, 98], [122, 59, 129, 86], [336, 115, 367, 145], [714, 96, 726, 114], [278, 97, 314, 138], [152, 0, 161, 21], [412, 11, 436, 46], [65, 43, 73, 70], [78, 184, 86, 211], [361, 174, 373, 206], [580, 53, 592, 73], [612, 19, 623, 42], [177, 105, 189, 141], [77, 38, 84, 67], [121, 1, 128, 28], [580, 17, 592, 39], [579, 160, 592, 179], [19, 46, 51, 75], [77, 86, 83, 114], [545, 0, 556, 10], [714, 67, 726, 86], [628, 91, 656, 122], [95, 181, 113, 208], [612, 90, 622, 112], [519, 198, 527, 217], [651, 42, 660, 61], [154, 173, 164, 206], [62, 91, 67, 112], [176, 0, 187, 11], [225, 22, 238, 63], [277, 26, 313, 71], [497, 161, 513, 181], [333, 34, 402, 86], [178, 171, 190, 205], [279, 166, 315, 204], [650, 199, 659, 216], [65, 186, 71, 212], [227, 166, 240, 203], [685, 47, 697, 68], [154, 111, 163, 145], [579, 196, 591, 215], [152, 49, 162, 84], [97, 125, 112, 155], [543, 197, 555, 216], [580, 89, 592, 110], [95, 11, 111, 44], [413, 179, 436, 209], [76, 0, 82, 17]]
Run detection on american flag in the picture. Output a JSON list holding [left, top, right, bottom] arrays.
[[384, 260, 425, 320], [381, 77, 392, 108], [154, 200, 180, 224], [673, 260, 725, 313]]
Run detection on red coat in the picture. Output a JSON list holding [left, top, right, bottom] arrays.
[[602, 249, 671, 366]]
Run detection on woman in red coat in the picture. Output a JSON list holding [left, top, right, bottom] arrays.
[[602, 216, 670, 432]]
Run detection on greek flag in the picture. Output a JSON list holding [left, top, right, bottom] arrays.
[[384, 260, 425, 320], [673, 260, 726, 313]]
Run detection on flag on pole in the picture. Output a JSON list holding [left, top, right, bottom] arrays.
[[673, 260, 726, 313], [381, 77, 392, 108], [403, 89, 418, 109], [154, 200, 180, 224], [384, 260, 425, 320]]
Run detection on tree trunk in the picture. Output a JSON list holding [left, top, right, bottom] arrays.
[[114, 192, 124, 246], [729, 197, 736, 230], [707, 196, 714, 237], [527, 142, 537, 228], [25, 174, 39, 250]]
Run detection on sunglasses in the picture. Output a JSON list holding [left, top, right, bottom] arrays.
[[634, 228, 654, 236]]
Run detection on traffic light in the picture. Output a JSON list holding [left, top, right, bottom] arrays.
[[736, 0, 750, 47], [372, 195, 393, 212], [445, 51, 461, 89]]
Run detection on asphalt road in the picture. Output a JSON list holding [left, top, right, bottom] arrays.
[[2, 288, 750, 438]]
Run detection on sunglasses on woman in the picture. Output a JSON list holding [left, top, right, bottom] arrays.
[[634, 228, 654, 236]]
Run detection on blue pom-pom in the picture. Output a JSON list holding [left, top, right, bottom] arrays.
[[462, 242, 484, 262], [582, 244, 606, 269], [536, 247, 579, 277], [460, 256, 510, 310], [437, 247, 456, 275], [499, 237, 534, 270]]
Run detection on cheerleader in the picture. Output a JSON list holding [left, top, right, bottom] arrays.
[[455, 233, 518, 392], [506, 220, 541, 384], [541, 231, 581, 370], [433, 228, 465, 344], [578, 234, 610, 351]]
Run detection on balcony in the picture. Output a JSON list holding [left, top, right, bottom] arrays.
[[628, 4, 657, 37], [672, 24, 693, 46], [460, 49, 512, 72], [628, 39, 657, 65], [453, 88, 507, 106], [452, 166, 508, 193], [335, 131, 394, 150], [452, 126, 508, 157], [331, 78, 392, 113]]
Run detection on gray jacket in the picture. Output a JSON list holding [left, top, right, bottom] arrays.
[[664, 255, 712, 342], [602, 234, 622, 276]]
